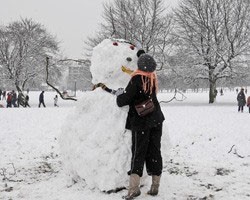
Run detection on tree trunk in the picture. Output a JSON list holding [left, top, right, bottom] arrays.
[[15, 83, 22, 93], [209, 80, 216, 104], [15, 83, 26, 107]]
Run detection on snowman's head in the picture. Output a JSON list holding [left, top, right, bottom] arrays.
[[90, 39, 139, 89]]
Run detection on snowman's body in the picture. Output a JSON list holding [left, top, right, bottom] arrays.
[[60, 39, 141, 191]]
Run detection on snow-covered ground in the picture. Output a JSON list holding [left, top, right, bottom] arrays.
[[0, 90, 250, 200]]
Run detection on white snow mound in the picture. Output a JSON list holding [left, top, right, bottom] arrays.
[[60, 89, 132, 190]]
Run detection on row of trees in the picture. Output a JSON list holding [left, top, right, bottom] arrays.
[[1, 0, 250, 103], [86, 0, 250, 103]]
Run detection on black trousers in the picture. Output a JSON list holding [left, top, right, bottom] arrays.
[[238, 106, 244, 112], [130, 124, 163, 177], [39, 101, 46, 107]]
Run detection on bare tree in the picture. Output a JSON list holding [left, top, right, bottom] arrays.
[[0, 18, 59, 93], [84, 0, 175, 70], [173, 0, 250, 103]]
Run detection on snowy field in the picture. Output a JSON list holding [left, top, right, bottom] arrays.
[[0, 90, 250, 200]]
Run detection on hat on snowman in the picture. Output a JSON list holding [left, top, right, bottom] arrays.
[[137, 53, 156, 72], [136, 49, 146, 57]]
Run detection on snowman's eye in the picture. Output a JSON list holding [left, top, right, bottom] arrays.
[[130, 45, 135, 50]]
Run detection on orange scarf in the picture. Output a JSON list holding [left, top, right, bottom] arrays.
[[131, 69, 158, 94]]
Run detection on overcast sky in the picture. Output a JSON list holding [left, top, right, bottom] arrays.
[[0, 0, 178, 59]]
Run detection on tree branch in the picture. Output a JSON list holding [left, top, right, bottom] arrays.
[[159, 89, 187, 104], [46, 57, 77, 101], [228, 145, 245, 158]]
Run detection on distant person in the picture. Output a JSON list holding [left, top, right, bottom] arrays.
[[2, 91, 6, 100], [24, 94, 30, 107], [237, 88, 246, 112], [214, 89, 218, 100], [38, 91, 46, 107], [27, 88, 29, 94], [54, 95, 59, 107], [245, 88, 247, 94], [220, 88, 223, 96], [247, 96, 250, 113], [6, 92, 12, 108], [11, 90, 17, 107], [0, 89, 2, 100], [236, 88, 239, 94], [17, 92, 23, 107]]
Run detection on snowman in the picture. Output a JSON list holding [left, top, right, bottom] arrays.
[[59, 38, 145, 192]]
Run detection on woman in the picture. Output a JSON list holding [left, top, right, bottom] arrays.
[[237, 88, 246, 112], [116, 54, 165, 199]]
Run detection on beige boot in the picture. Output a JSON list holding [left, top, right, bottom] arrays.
[[147, 175, 161, 196], [124, 174, 141, 200]]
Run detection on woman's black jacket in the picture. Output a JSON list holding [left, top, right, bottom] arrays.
[[116, 75, 165, 131]]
